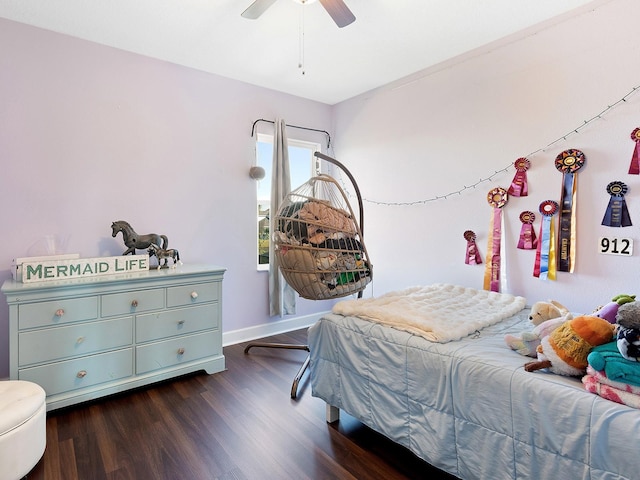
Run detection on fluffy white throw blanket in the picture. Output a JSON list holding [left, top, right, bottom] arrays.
[[332, 283, 526, 343]]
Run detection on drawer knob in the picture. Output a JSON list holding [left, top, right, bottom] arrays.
[[76, 336, 85, 344], [77, 370, 87, 378], [190, 291, 198, 299], [177, 348, 185, 355], [177, 320, 185, 326], [131, 300, 139, 308], [55, 308, 65, 317]]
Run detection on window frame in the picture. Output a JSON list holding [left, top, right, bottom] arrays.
[[255, 133, 321, 271]]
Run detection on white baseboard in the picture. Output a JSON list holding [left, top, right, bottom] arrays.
[[222, 311, 329, 346]]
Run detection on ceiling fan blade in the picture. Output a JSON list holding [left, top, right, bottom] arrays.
[[318, 0, 355, 28], [241, 0, 278, 19]]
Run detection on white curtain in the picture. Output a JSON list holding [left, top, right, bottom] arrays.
[[269, 119, 296, 316]]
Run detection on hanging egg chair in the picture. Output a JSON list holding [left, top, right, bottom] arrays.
[[245, 152, 372, 400], [273, 158, 372, 300]]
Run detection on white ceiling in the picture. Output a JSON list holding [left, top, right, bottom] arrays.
[[1, 0, 602, 105]]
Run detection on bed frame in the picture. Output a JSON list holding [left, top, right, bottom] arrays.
[[308, 309, 639, 479]]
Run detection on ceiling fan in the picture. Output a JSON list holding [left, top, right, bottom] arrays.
[[242, 0, 356, 28]]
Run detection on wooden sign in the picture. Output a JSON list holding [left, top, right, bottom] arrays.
[[17, 255, 149, 283], [12, 253, 79, 281]]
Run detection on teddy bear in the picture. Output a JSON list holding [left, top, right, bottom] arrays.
[[615, 301, 640, 361], [592, 294, 636, 324], [524, 315, 616, 376], [504, 300, 572, 357], [527, 300, 570, 326]]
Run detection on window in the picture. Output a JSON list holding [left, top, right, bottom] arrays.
[[256, 133, 321, 270]]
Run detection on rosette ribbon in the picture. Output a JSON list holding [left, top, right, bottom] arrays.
[[464, 230, 482, 265], [484, 187, 508, 292], [507, 157, 530, 197], [517, 211, 537, 250], [601, 181, 632, 227], [534, 200, 559, 280], [555, 149, 585, 273], [629, 128, 640, 175]]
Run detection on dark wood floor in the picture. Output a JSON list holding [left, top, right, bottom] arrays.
[[26, 329, 457, 480]]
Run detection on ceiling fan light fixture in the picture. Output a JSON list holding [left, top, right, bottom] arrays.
[[242, 0, 355, 28]]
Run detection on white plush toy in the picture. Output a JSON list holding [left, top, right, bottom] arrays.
[[527, 300, 570, 326], [504, 300, 572, 357]]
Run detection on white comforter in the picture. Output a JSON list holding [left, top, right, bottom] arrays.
[[332, 284, 526, 342]]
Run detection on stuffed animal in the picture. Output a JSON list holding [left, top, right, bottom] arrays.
[[524, 315, 615, 376], [504, 313, 571, 357], [528, 300, 570, 326], [615, 301, 640, 361], [593, 294, 636, 324], [504, 300, 572, 357]]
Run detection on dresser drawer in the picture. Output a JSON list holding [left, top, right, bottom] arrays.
[[101, 288, 164, 317], [19, 348, 133, 397], [18, 316, 133, 367], [18, 296, 99, 330], [136, 304, 219, 343], [167, 281, 219, 308], [136, 331, 221, 374]]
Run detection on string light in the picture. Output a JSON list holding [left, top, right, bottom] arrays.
[[352, 84, 640, 207]]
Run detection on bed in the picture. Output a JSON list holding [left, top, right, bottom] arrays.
[[308, 284, 640, 480]]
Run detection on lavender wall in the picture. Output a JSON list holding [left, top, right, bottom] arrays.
[[331, 0, 640, 314], [0, 19, 334, 378], [2, 1, 639, 379]]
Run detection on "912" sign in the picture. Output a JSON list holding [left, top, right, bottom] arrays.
[[599, 237, 633, 256]]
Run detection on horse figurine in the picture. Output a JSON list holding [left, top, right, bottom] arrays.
[[111, 220, 169, 256], [148, 243, 182, 270]]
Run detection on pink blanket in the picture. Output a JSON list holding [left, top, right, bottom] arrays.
[[582, 366, 640, 409]]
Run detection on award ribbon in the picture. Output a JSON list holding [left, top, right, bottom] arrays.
[[464, 230, 482, 265], [534, 201, 559, 280], [629, 128, 640, 175], [555, 149, 585, 273], [507, 157, 530, 197], [484, 187, 508, 292], [517, 211, 537, 250], [601, 181, 632, 227]]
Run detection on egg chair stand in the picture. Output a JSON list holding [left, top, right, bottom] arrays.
[[243, 342, 311, 399], [244, 152, 370, 399]]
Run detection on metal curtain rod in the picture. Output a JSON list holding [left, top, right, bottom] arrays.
[[250, 118, 331, 149]]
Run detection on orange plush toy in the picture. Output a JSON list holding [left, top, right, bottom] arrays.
[[524, 316, 615, 376]]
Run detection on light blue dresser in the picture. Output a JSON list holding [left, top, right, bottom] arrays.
[[2, 264, 225, 411]]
